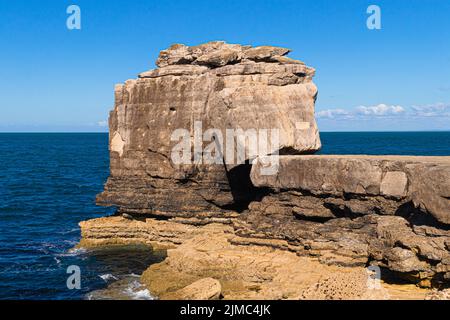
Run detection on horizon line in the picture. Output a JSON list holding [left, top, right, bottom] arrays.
[[1, 130, 450, 134]]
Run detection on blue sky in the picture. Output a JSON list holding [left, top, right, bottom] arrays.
[[1, 0, 450, 132]]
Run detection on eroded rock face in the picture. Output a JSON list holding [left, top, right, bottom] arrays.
[[163, 278, 222, 300], [79, 217, 439, 299], [140, 220, 436, 300], [78, 216, 231, 249], [86, 42, 450, 299], [97, 42, 321, 217], [141, 222, 385, 300], [251, 155, 450, 224], [246, 155, 450, 284]]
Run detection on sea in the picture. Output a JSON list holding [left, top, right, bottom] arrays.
[[0, 132, 449, 300]]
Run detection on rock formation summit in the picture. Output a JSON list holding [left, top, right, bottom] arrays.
[[81, 42, 450, 300], [97, 41, 321, 216]]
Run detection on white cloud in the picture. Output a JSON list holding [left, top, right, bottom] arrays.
[[317, 104, 405, 120], [316, 109, 351, 119], [317, 102, 450, 123], [97, 120, 108, 127], [355, 104, 405, 116], [411, 103, 450, 117]]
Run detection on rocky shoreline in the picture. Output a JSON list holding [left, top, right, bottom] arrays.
[[79, 217, 448, 300], [79, 42, 450, 300]]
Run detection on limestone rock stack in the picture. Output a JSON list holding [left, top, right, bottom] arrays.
[[80, 42, 450, 299], [97, 41, 321, 217]]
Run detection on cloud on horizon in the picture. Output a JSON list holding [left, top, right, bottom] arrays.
[[317, 103, 450, 120], [410, 103, 450, 118]]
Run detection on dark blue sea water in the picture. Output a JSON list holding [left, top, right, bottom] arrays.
[[0, 133, 164, 300], [0, 132, 449, 300], [319, 131, 450, 156]]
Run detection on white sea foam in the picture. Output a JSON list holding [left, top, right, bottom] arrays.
[[123, 280, 155, 300], [58, 247, 88, 257], [99, 273, 119, 282], [85, 276, 156, 300], [129, 273, 141, 278], [128, 288, 154, 300]]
